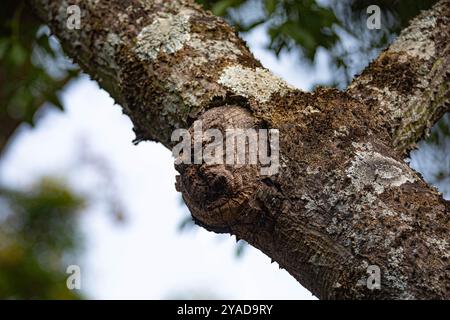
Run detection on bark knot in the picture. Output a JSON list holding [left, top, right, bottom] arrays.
[[174, 106, 262, 231]]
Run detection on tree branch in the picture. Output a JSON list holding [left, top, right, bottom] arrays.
[[349, 0, 450, 155], [29, 0, 268, 147], [28, 0, 450, 299]]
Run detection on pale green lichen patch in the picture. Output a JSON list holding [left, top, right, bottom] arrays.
[[218, 65, 294, 103], [346, 147, 416, 194], [95, 32, 123, 74], [426, 237, 450, 259], [188, 37, 243, 62], [164, 36, 243, 108], [134, 12, 191, 61], [390, 14, 436, 60], [385, 247, 410, 294]]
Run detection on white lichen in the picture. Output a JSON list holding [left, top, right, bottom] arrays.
[[164, 36, 243, 108], [188, 37, 242, 62], [390, 15, 436, 60], [333, 125, 349, 138], [306, 166, 320, 175], [376, 87, 404, 119], [381, 209, 413, 223], [385, 247, 411, 293], [95, 32, 123, 72], [426, 237, 450, 259], [134, 12, 191, 61], [346, 148, 416, 194], [388, 247, 405, 268], [218, 65, 294, 103], [302, 105, 321, 115]]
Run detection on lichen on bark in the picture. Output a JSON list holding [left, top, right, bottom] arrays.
[[348, 0, 450, 154], [134, 11, 192, 61], [28, 0, 450, 299]]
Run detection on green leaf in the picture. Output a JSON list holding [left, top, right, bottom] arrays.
[[212, 0, 235, 16], [0, 38, 10, 59], [9, 42, 27, 66], [265, 0, 277, 14], [44, 91, 64, 111], [235, 240, 247, 257]]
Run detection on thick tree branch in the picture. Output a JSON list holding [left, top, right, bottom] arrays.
[[29, 0, 267, 147], [28, 0, 450, 299], [349, 0, 450, 154]]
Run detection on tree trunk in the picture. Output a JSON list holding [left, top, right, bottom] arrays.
[[28, 0, 450, 299]]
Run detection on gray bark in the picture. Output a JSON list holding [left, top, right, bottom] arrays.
[[349, 0, 450, 154], [29, 0, 450, 299]]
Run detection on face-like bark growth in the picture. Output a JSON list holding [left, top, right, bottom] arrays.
[[28, 0, 450, 299]]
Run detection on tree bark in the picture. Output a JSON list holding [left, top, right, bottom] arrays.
[[349, 0, 450, 155], [28, 0, 450, 299]]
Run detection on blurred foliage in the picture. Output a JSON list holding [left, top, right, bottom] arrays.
[[201, 0, 339, 60], [197, 0, 437, 87], [0, 1, 83, 298], [428, 114, 450, 146], [0, 178, 84, 299], [428, 115, 450, 189], [0, 0, 78, 154], [412, 114, 450, 198]]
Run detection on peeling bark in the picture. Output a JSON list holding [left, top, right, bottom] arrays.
[[28, 0, 450, 299]]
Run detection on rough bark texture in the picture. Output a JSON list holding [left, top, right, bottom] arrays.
[[28, 0, 450, 299], [349, 0, 450, 154]]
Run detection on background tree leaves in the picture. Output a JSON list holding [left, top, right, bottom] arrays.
[[197, 0, 437, 87], [0, 0, 78, 155], [0, 178, 84, 299]]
